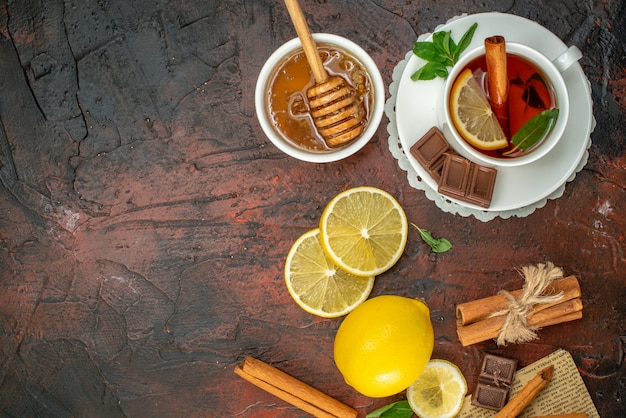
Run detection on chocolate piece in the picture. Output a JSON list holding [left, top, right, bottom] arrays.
[[480, 353, 517, 384], [472, 383, 510, 410], [410, 127, 454, 182], [410, 126, 497, 207], [471, 354, 518, 411], [438, 154, 471, 200], [428, 153, 447, 183], [410, 126, 450, 168], [466, 165, 497, 207], [438, 154, 497, 208]]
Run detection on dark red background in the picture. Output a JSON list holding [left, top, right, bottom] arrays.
[[0, 1, 624, 416]]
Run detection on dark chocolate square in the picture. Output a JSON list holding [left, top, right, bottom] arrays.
[[471, 383, 510, 410], [410, 127, 497, 208], [409, 127, 457, 182], [437, 153, 497, 208], [410, 126, 450, 169], [437, 154, 471, 200], [466, 165, 497, 208], [429, 154, 447, 183], [480, 353, 518, 385], [471, 354, 518, 411]]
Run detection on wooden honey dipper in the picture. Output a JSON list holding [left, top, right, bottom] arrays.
[[284, 0, 364, 147]]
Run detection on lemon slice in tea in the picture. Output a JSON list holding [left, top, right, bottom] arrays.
[[450, 68, 508, 150]]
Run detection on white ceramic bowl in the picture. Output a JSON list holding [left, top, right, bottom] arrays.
[[439, 42, 572, 168], [255, 34, 384, 163]]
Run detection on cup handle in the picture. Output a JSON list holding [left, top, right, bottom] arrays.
[[552, 45, 583, 73]]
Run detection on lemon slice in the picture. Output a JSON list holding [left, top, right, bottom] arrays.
[[284, 228, 374, 318], [319, 186, 408, 277], [407, 359, 468, 418], [450, 68, 508, 150]]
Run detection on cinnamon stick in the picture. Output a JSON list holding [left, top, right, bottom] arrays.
[[495, 365, 554, 418], [485, 36, 510, 137], [457, 298, 583, 346], [456, 275, 581, 327], [234, 356, 357, 418]]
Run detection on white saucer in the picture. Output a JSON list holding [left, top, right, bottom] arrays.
[[393, 12, 594, 213]]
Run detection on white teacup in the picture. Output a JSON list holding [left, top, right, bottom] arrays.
[[439, 42, 582, 167]]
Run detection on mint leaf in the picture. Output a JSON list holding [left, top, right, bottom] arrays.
[[442, 30, 452, 56], [448, 37, 459, 58], [507, 108, 559, 153], [411, 22, 477, 81], [366, 400, 413, 418], [410, 61, 449, 81], [413, 42, 446, 63], [432, 31, 451, 58], [411, 223, 452, 253], [455, 22, 478, 60]]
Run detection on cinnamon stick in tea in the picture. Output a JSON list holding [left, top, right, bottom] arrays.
[[485, 36, 510, 137], [495, 365, 554, 418], [457, 297, 583, 346], [234, 356, 357, 418], [456, 275, 581, 327]]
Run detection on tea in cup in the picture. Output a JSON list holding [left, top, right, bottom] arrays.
[[439, 41, 582, 167]]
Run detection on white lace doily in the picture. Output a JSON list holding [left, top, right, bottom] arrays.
[[385, 15, 595, 222]]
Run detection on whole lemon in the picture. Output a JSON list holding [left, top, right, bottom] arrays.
[[333, 295, 434, 398]]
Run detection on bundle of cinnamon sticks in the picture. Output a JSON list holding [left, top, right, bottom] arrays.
[[456, 275, 583, 346]]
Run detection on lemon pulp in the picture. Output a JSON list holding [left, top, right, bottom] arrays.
[[407, 359, 468, 418], [319, 186, 408, 277], [284, 228, 374, 318], [450, 68, 508, 150]]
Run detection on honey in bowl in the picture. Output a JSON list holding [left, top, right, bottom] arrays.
[[266, 44, 373, 151], [458, 53, 557, 158]]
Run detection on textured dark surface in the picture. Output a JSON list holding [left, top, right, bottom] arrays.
[[0, 1, 624, 417]]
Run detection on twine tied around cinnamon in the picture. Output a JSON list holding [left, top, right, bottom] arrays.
[[490, 262, 565, 345]]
